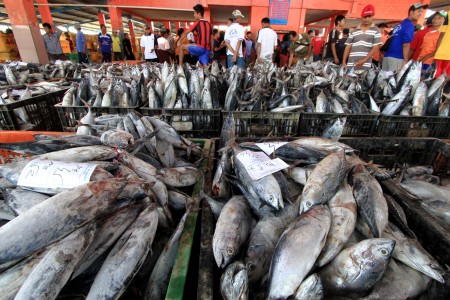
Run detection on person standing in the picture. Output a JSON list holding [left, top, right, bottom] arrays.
[[166, 29, 175, 61], [382, 2, 428, 72], [256, 17, 278, 64], [175, 28, 189, 64], [417, 11, 447, 71], [409, 16, 433, 61], [122, 33, 135, 60], [434, 10, 450, 77], [342, 5, 381, 70], [325, 15, 346, 64], [312, 29, 325, 61], [279, 33, 290, 67], [157, 30, 171, 63], [372, 23, 388, 66], [64, 32, 74, 53], [224, 10, 246, 69], [42, 23, 66, 61], [140, 25, 158, 63], [74, 24, 88, 63], [288, 31, 312, 66], [98, 24, 113, 63], [244, 32, 255, 66], [336, 28, 350, 64], [177, 4, 214, 67], [112, 30, 123, 61], [213, 29, 226, 63]]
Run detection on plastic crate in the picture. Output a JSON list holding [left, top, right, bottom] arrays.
[[298, 113, 379, 137], [376, 115, 450, 138], [141, 108, 221, 138], [223, 111, 301, 137], [0, 89, 66, 131], [55, 104, 140, 131]]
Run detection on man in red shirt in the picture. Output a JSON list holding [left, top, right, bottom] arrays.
[[409, 15, 433, 60], [177, 4, 214, 66], [312, 29, 325, 61]]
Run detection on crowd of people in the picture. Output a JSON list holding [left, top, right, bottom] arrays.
[[37, 2, 449, 77]]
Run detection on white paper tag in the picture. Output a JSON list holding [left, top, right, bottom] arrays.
[[236, 150, 289, 180], [256, 141, 288, 155], [17, 159, 97, 194]]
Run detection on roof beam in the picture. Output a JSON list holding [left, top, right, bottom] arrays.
[[50, 6, 81, 14]]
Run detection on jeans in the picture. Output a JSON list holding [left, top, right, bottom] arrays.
[[78, 52, 89, 63], [227, 55, 245, 69], [313, 54, 322, 62]]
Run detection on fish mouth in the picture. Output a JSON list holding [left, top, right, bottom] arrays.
[[423, 264, 445, 283]]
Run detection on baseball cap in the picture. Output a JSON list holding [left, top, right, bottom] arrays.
[[361, 5, 375, 17], [232, 10, 245, 18], [144, 25, 150, 29], [438, 10, 448, 18], [315, 29, 320, 35], [74, 24, 81, 30], [410, 2, 429, 11]]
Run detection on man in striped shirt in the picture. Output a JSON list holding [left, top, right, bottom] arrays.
[[177, 4, 214, 67], [342, 5, 381, 70]]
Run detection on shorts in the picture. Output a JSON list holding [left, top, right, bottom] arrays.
[[382, 56, 403, 72], [435, 60, 450, 78], [188, 45, 210, 65]]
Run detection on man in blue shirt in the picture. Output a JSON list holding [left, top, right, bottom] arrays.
[[382, 2, 428, 72], [98, 24, 113, 63], [74, 24, 88, 63]]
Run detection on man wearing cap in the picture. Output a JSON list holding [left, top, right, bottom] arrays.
[[224, 10, 246, 69], [417, 11, 446, 71], [140, 25, 158, 63], [98, 24, 113, 63], [434, 10, 450, 77], [256, 17, 278, 64], [112, 30, 123, 61], [75, 24, 88, 63], [342, 5, 382, 70], [312, 29, 325, 62], [409, 15, 434, 61], [177, 4, 214, 67], [382, 2, 428, 72]]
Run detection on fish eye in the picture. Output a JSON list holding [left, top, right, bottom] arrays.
[[226, 247, 234, 256], [306, 201, 312, 208], [247, 263, 255, 271], [380, 248, 389, 256]]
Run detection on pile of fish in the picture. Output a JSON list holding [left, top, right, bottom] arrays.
[[207, 124, 447, 299], [223, 60, 450, 117], [0, 114, 206, 299]]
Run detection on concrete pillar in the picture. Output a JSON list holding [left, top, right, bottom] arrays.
[[109, 7, 123, 31], [164, 21, 170, 31], [175, 22, 180, 32], [36, 0, 53, 25], [4, 0, 49, 64], [128, 20, 137, 53], [98, 12, 106, 26], [298, 8, 306, 33]]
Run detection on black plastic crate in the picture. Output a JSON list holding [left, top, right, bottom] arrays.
[[141, 108, 221, 138], [55, 104, 140, 131], [376, 115, 450, 138], [299, 113, 379, 137], [224, 111, 301, 137], [0, 89, 66, 131]]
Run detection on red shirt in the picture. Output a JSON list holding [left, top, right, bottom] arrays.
[[312, 36, 325, 55], [189, 19, 213, 50], [410, 26, 433, 61]]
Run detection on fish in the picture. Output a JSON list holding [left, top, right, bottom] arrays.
[[299, 150, 347, 214], [213, 196, 254, 269], [3, 188, 49, 215], [268, 205, 331, 300], [319, 238, 395, 296], [412, 81, 428, 116], [322, 117, 346, 141], [293, 273, 324, 300], [220, 261, 249, 300]]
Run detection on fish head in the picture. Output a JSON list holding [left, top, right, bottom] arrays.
[[368, 238, 396, 264], [299, 197, 316, 214], [214, 242, 237, 269], [221, 261, 248, 300]]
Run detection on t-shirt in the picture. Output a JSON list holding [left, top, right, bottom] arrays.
[[418, 30, 441, 64], [167, 36, 175, 53], [213, 38, 221, 60], [189, 19, 213, 50], [43, 28, 63, 55], [224, 22, 245, 57], [112, 35, 121, 52], [325, 28, 340, 59], [435, 11, 450, 60], [336, 37, 348, 63], [140, 34, 157, 59], [257, 27, 278, 57], [281, 40, 291, 55], [76, 31, 86, 53], [312, 36, 325, 55], [157, 37, 170, 50], [385, 18, 415, 60], [345, 24, 382, 70], [410, 26, 433, 60], [245, 39, 253, 56], [289, 33, 311, 58], [98, 33, 113, 53], [187, 32, 195, 42]]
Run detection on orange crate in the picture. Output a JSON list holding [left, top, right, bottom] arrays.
[[0, 131, 71, 164]]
